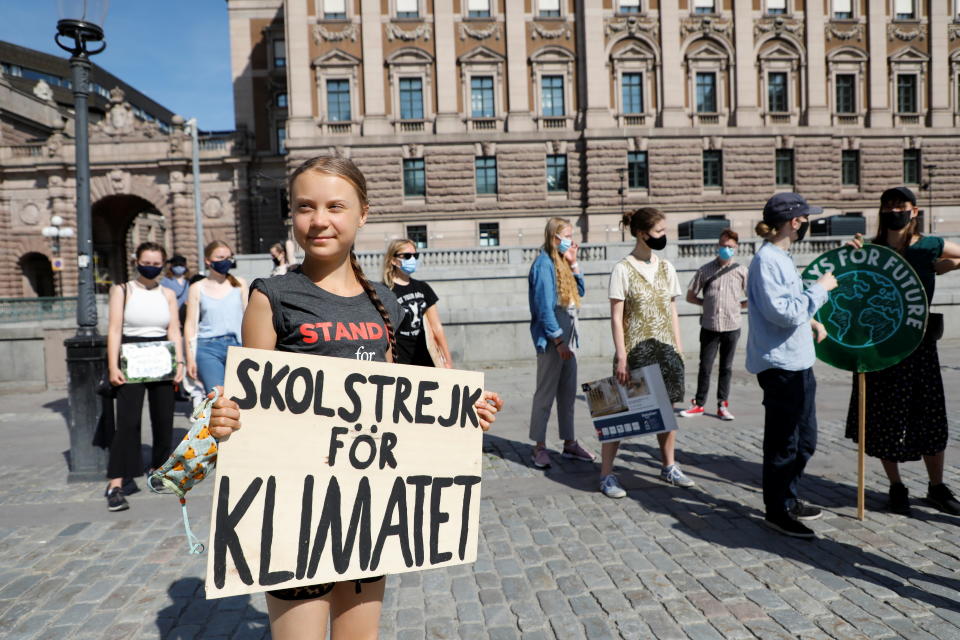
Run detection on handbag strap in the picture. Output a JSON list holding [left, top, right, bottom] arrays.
[[701, 262, 739, 291]]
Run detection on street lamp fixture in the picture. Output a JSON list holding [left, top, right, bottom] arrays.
[[41, 215, 76, 256], [56, 0, 111, 482]]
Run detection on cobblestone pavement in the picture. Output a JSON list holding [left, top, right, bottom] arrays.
[[1, 342, 959, 639]]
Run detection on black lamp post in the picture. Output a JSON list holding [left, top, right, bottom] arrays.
[[56, 0, 110, 482], [617, 167, 627, 242], [923, 163, 937, 233]]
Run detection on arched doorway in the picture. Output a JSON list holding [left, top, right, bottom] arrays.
[[91, 195, 168, 293], [19, 252, 56, 297]]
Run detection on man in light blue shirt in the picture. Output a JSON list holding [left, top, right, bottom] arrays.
[[747, 193, 837, 539]]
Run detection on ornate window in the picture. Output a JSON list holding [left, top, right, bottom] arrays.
[[611, 39, 658, 127], [546, 155, 568, 192], [466, 0, 492, 19], [758, 38, 803, 126], [479, 222, 499, 246], [903, 149, 921, 185], [693, 0, 716, 15], [951, 50, 960, 126], [312, 49, 360, 135], [627, 151, 648, 189], [538, 0, 562, 19], [387, 48, 434, 132], [272, 39, 286, 68], [684, 38, 730, 125], [531, 47, 575, 130], [319, 0, 347, 20], [475, 157, 498, 195], [407, 224, 428, 248], [766, 0, 787, 15], [828, 47, 866, 126], [702, 150, 723, 188], [842, 150, 860, 187], [618, 0, 641, 14], [831, 0, 854, 20], [459, 46, 506, 131], [893, 0, 916, 21], [775, 149, 794, 186], [889, 47, 928, 126], [394, 0, 421, 19], [403, 159, 426, 198]]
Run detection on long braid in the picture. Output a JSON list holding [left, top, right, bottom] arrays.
[[350, 250, 398, 359]]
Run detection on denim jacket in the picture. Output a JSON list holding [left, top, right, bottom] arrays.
[[528, 249, 586, 353]]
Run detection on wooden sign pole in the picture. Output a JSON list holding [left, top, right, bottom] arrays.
[[857, 372, 866, 521]]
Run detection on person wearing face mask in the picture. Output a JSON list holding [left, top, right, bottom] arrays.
[[184, 240, 248, 393], [747, 192, 837, 538], [603, 207, 692, 498], [527, 217, 596, 469], [269, 242, 289, 276], [682, 229, 748, 421], [844, 187, 960, 517], [380, 238, 453, 367], [104, 242, 184, 512]]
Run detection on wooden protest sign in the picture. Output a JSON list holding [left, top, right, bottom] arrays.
[[205, 346, 485, 599]]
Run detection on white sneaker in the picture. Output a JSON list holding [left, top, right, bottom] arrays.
[[660, 464, 695, 488], [718, 401, 735, 421], [600, 474, 627, 499]]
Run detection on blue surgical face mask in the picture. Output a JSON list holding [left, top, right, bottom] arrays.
[[210, 259, 235, 275], [137, 265, 163, 280], [556, 235, 572, 254], [717, 246, 736, 260], [400, 257, 418, 274], [171, 265, 187, 276]]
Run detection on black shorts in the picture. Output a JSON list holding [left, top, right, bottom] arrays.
[[267, 576, 385, 601]]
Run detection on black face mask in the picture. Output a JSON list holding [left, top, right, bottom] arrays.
[[795, 221, 809, 242], [645, 233, 667, 250], [210, 259, 235, 275], [880, 209, 912, 231], [137, 265, 163, 280], [271, 256, 281, 266]]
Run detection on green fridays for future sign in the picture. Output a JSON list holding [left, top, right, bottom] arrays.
[[801, 244, 928, 373]]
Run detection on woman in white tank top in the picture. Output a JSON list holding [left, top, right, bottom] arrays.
[[104, 242, 184, 512]]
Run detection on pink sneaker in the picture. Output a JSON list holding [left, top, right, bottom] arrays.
[[532, 447, 551, 468], [718, 401, 735, 421], [562, 441, 596, 462]]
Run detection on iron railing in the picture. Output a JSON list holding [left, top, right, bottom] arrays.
[[0, 296, 77, 322]]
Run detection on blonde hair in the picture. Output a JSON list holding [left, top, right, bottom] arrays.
[[754, 220, 791, 240], [204, 240, 241, 288], [382, 238, 416, 288], [542, 217, 580, 308]]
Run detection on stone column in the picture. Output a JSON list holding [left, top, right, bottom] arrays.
[[733, 0, 760, 126], [505, 0, 535, 131], [804, 0, 829, 126], [284, 0, 315, 140], [928, 1, 950, 127], [0, 192, 13, 296], [361, 0, 392, 135], [580, 0, 614, 129], [867, 0, 891, 127], [434, 0, 463, 133], [659, 1, 686, 126]]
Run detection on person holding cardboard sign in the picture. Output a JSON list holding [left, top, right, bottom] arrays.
[[747, 193, 836, 539], [845, 186, 960, 516], [204, 156, 502, 640], [104, 242, 184, 512]]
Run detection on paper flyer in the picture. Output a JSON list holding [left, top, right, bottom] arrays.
[[581, 364, 678, 442]]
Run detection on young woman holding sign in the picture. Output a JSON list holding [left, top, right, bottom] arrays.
[[846, 186, 960, 516], [204, 156, 502, 640], [602, 207, 694, 499], [105, 242, 184, 512]]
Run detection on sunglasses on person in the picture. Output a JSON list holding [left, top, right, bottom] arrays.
[[395, 252, 420, 260]]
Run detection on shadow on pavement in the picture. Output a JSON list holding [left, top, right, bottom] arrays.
[[156, 577, 268, 639], [482, 432, 960, 614]]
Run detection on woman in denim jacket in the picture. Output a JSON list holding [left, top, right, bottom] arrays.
[[527, 217, 595, 469]]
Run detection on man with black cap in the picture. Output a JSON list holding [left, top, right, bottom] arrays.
[[746, 192, 838, 538]]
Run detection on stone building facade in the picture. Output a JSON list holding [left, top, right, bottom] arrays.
[[229, 0, 960, 251], [0, 42, 244, 298]]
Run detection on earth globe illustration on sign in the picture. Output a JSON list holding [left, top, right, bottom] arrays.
[[822, 271, 904, 349]]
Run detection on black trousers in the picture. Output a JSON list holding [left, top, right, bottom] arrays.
[[757, 367, 818, 517], [694, 328, 740, 406], [107, 380, 175, 479]]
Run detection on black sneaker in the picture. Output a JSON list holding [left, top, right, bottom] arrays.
[[925, 483, 960, 516], [106, 487, 129, 512], [887, 482, 912, 516], [764, 513, 815, 539], [789, 500, 823, 521], [120, 477, 140, 496]]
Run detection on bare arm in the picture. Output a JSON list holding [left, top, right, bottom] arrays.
[[107, 284, 126, 386], [671, 298, 683, 355], [184, 282, 202, 379], [238, 276, 250, 311], [424, 304, 453, 368], [935, 240, 960, 275], [163, 288, 184, 383], [241, 289, 277, 350], [686, 290, 703, 306], [610, 298, 628, 384]]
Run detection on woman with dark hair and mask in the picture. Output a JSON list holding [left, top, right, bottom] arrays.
[[846, 186, 960, 516], [602, 207, 693, 498], [184, 241, 249, 393]]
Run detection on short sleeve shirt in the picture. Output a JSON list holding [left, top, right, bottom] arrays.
[[390, 278, 440, 366], [609, 255, 682, 301], [687, 259, 749, 332], [251, 268, 403, 363]]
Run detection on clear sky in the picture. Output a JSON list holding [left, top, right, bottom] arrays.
[[0, 0, 235, 131]]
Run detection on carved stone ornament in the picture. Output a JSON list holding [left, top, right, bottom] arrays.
[[950, 24, 960, 41], [681, 15, 733, 40], [44, 131, 64, 158], [402, 143, 424, 158], [531, 23, 571, 40], [108, 169, 131, 195], [458, 22, 502, 41], [825, 23, 864, 41], [888, 23, 926, 42], [754, 16, 804, 41], [313, 23, 357, 43], [32, 79, 54, 102], [605, 16, 659, 41], [94, 88, 161, 139], [203, 196, 224, 219], [386, 23, 432, 41], [18, 202, 42, 225]]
